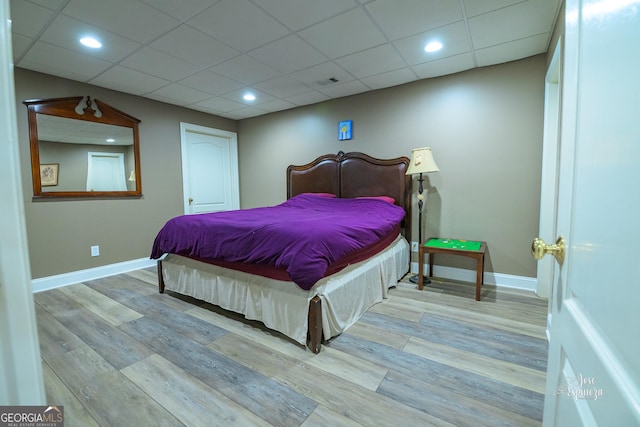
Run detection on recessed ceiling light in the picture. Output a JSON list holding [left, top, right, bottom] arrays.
[[243, 93, 256, 101], [424, 41, 443, 53], [80, 37, 102, 49], [106, 138, 115, 143]]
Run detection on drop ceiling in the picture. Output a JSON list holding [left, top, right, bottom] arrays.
[[10, 0, 561, 120]]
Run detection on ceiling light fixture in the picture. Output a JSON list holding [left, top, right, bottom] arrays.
[[80, 37, 102, 49], [424, 41, 443, 53], [106, 138, 115, 143], [243, 93, 256, 101]]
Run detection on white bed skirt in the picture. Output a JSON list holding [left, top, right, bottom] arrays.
[[160, 235, 409, 345]]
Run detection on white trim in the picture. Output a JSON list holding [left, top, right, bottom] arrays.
[[35, 258, 536, 294], [411, 262, 536, 292], [0, 0, 46, 403], [32, 258, 157, 293]]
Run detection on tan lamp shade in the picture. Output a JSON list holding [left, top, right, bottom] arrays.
[[406, 147, 439, 175], [128, 171, 136, 182]]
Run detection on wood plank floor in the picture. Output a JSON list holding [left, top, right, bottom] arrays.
[[34, 268, 548, 426]]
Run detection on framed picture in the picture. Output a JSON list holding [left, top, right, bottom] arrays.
[[40, 163, 59, 187], [338, 120, 353, 141]]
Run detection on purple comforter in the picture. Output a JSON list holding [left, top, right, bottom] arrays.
[[150, 194, 405, 290]]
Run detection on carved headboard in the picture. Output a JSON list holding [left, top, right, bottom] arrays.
[[287, 151, 412, 240]]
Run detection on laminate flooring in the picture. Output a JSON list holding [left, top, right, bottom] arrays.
[[35, 268, 548, 426]]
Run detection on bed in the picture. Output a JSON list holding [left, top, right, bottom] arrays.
[[153, 151, 412, 353]]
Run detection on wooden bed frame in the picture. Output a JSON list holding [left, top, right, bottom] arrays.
[[158, 151, 411, 353]]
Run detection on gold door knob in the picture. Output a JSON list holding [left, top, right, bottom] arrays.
[[188, 197, 193, 205], [531, 237, 565, 265]]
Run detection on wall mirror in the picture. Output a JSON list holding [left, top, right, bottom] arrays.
[[23, 96, 142, 199]]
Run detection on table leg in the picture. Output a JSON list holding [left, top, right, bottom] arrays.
[[475, 255, 483, 301], [429, 253, 434, 281]]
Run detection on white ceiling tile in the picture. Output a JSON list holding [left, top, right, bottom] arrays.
[[19, 41, 112, 82], [394, 21, 471, 65], [288, 62, 353, 86], [254, 76, 313, 98], [259, 99, 297, 113], [90, 65, 170, 95], [366, 0, 463, 40], [146, 83, 213, 105], [317, 79, 369, 98], [209, 55, 279, 85], [188, 103, 224, 115], [226, 106, 269, 119], [463, 0, 523, 18], [139, 0, 215, 21], [151, 25, 239, 68], [412, 52, 475, 79], [40, 15, 141, 63], [468, 0, 558, 49], [285, 91, 330, 106], [187, 0, 289, 52], [178, 69, 244, 95], [475, 33, 549, 66], [62, 0, 180, 44], [336, 44, 406, 78], [299, 8, 386, 58], [221, 88, 277, 106], [192, 96, 245, 113], [11, 33, 33, 60], [121, 47, 201, 81], [257, 0, 358, 31], [9, 0, 56, 38], [360, 68, 417, 90], [27, 0, 68, 11], [248, 35, 326, 74]]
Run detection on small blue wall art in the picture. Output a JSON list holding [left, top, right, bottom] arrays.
[[338, 120, 353, 141]]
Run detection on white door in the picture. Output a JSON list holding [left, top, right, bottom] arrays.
[[538, 1, 640, 424], [86, 152, 127, 191], [180, 123, 239, 214]]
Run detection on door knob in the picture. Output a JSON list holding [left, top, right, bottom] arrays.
[[531, 237, 565, 265], [188, 197, 193, 205]]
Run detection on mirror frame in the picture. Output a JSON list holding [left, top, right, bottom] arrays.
[[23, 96, 142, 199]]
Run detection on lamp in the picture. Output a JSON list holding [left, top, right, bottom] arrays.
[[406, 147, 440, 284], [128, 171, 136, 182]]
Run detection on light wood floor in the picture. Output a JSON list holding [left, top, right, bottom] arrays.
[[35, 268, 548, 427]]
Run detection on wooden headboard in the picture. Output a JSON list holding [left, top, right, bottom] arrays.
[[287, 151, 412, 240]]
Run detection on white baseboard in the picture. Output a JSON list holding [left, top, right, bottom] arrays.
[[410, 262, 537, 292], [33, 259, 536, 294], [32, 258, 157, 293]]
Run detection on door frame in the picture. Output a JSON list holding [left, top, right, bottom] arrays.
[[537, 38, 562, 336], [180, 122, 239, 214], [0, 0, 45, 404]]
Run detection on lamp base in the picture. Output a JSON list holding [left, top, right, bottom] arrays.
[[409, 274, 431, 285]]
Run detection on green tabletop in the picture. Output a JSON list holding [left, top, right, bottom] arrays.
[[424, 238, 483, 251]]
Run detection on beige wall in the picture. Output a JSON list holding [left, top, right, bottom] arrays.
[[239, 55, 547, 277], [14, 69, 236, 279], [16, 54, 546, 280]]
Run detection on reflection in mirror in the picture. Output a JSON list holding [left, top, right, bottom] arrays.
[[24, 96, 142, 198]]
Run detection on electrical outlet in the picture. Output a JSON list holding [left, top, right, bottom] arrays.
[[411, 241, 418, 252], [91, 245, 100, 257]]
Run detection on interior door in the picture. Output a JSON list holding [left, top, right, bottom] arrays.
[[537, 0, 640, 424], [86, 152, 127, 191], [180, 123, 239, 214]]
